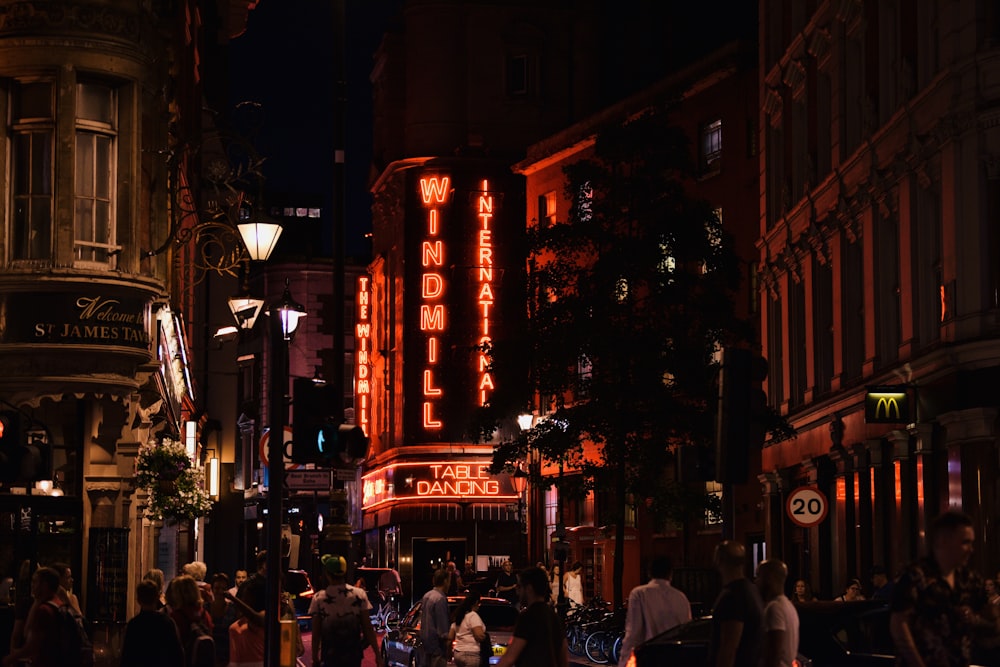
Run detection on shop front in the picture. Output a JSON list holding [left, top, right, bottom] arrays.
[[360, 453, 522, 605]]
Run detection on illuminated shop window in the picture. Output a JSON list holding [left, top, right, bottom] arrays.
[[74, 81, 118, 266], [11, 81, 54, 262]]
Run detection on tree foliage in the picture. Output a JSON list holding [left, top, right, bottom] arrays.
[[479, 103, 761, 604]]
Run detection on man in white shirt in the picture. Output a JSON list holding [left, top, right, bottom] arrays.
[[756, 558, 800, 667], [619, 556, 692, 666]]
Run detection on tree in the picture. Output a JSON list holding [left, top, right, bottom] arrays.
[[485, 103, 754, 607]]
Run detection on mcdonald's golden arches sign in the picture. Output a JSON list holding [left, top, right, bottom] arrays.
[[865, 386, 909, 424]]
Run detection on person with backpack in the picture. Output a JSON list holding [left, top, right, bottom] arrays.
[[2, 566, 92, 667], [309, 553, 382, 667], [120, 580, 184, 667], [168, 575, 215, 667]]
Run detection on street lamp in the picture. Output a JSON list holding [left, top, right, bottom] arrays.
[[264, 279, 305, 667], [511, 465, 528, 566]]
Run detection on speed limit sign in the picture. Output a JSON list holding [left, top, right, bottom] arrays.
[[786, 486, 828, 528]]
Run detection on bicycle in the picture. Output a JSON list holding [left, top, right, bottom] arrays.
[[371, 593, 401, 631]]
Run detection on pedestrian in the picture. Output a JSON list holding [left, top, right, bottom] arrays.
[[871, 565, 894, 601], [890, 510, 1000, 667], [618, 556, 691, 666], [168, 575, 214, 667], [2, 567, 65, 667], [120, 579, 185, 667], [239, 551, 268, 617], [309, 553, 382, 667], [226, 570, 247, 600], [496, 566, 568, 667], [50, 561, 83, 615], [834, 578, 865, 601], [548, 564, 562, 605], [494, 560, 518, 604], [143, 568, 167, 608], [183, 561, 214, 606], [448, 590, 487, 667], [707, 540, 763, 667], [792, 579, 815, 603], [8, 559, 34, 657], [208, 573, 236, 667], [756, 559, 799, 667], [420, 568, 453, 667], [564, 561, 584, 608], [378, 561, 402, 608], [226, 604, 264, 667], [986, 580, 1000, 606], [446, 560, 465, 595]]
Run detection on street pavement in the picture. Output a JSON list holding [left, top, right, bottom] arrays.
[[300, 628, 604, 667]]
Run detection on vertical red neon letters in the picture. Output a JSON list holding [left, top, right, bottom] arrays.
[[476, 179, 495, 406], [419, 176, 450, 429], [355, 275, 372, 436]]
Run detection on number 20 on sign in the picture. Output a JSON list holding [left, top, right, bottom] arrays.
[[786, 486, 829, 528]]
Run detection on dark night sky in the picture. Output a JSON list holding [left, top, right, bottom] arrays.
[[225, 0, 755, 261]]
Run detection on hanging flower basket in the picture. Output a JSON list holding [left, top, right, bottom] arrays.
[[136, 437, 213, 522]]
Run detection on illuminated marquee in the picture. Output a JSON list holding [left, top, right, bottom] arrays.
[[355, 275, 372, 436], [419, 176, 450, 430], [362, 460, 519, 509], [475, 180, 495, 406]]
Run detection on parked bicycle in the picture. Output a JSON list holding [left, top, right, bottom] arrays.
[[371, 593, 401, 631]]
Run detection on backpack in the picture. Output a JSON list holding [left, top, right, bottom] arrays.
[[321, 609, 364, 667], [185, 619, 215, 667], [46, 600, 94, 667]]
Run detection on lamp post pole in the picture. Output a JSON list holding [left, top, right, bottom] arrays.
[[264, 305, 288, 667]]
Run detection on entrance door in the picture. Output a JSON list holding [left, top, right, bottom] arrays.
[[411, 538, 466, 603]]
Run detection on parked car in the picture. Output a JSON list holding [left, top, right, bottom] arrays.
[[628, 600, 893, 667], [382, 595, 518, 667], [285, 569, 315, 629]]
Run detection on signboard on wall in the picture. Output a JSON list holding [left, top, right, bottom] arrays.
[[864, 386, 910, 424], [1, 291, 152, 349], [361, 461, 519, 509]]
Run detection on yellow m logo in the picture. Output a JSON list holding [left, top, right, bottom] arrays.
[[874, 396, 901, 420]]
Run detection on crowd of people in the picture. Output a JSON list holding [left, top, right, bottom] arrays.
[[613, 509, 1000, 667]]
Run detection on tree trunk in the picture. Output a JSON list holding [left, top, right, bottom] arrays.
[[613, 452, 627, 608]]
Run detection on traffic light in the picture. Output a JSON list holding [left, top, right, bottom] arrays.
[[291, 378, 338, 464], [715, 347, 769, 483], [291, 378, 370, 465], [317, 423, 369, 464]]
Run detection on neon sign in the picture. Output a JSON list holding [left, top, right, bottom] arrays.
[[361, 460, 519, 509], [475, 180, 495, 406], [419, 176, 451, 430], [355, 275, 372, 436]]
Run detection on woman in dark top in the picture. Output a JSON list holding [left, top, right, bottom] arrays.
[[120, 580, 184, 667]]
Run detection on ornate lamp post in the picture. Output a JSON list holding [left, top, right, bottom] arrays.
[[264, 280, 305, 667]]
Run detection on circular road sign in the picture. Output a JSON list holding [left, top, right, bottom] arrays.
[[259, 426, 301, 471], [786, 486, 829, 528]]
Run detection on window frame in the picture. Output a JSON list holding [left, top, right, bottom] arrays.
[[73, 80, 120, 268], [9, 79, 55, 265], [699, 118, 723, 175]]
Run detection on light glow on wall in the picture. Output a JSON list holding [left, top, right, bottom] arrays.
[[475, 179, 496, 406], [355, 275, 372, 436], [419, 176, 451, 430]]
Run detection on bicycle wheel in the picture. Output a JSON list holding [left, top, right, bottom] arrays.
[[585, 629, 610, 664], [610, 632, 623, 664], [566, 625, 586, 655]]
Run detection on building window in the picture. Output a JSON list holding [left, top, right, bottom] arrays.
[[700, 119, 722, 174], [11, 81, 54, 262], [705, 481, 723, 525], [538, 191, 557, 229], [506, 54, 529, 96], [74, 82, 118, 266]]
